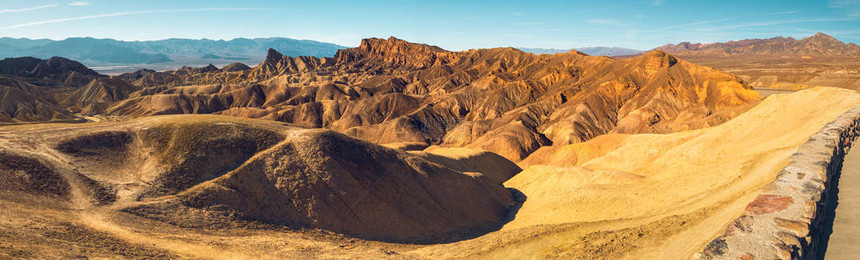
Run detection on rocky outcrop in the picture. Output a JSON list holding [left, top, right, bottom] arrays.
[[0, 37, 761, 162], [103, 37, 759, 160], [698, 105, 860, 259], [62, 78, 139, 115]]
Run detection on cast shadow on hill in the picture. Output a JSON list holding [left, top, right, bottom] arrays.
[[56, 126, 527, 245], [216, 188, 529, 245], [393, 187, 528, 245]]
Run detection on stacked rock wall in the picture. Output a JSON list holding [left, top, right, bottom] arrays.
[[698, 106, 860, 259]]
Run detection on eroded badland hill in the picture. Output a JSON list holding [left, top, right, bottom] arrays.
[[1, 36, 859, 259]]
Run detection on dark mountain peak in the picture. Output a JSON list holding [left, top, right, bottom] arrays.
[[0, 56, 99, 80], [265, 48, 284, 64], [811, 32, 836, 40], [201, 64, 219, 72], [32, 57, 100, 77], [0, 57, 43, 75], [174, 64, 220, 75], [267, 48, 283, 58], [221, 62, 251, 72], [114, 69, 156, 81], [42, 56, 100, 76]]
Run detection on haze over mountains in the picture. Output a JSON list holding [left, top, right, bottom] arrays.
[[0, 37, 346, 73], [2, 28, 860, 258], [0, 36, 760, 162], [0, 36, 651, 74], [2, 34, 858, 259], [657, 32, 860, 57], [658, 32, 860, 90], [518, 47, 642, 56]]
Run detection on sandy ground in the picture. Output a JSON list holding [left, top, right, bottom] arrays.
[[411, 87, 860, 259], [2, 88, 859, 259], [824, 145, 860, 259], [679, 56, 860, 91], [755, 88, 796, 97]]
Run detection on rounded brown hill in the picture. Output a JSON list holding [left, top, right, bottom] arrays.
[[38, 115, 516, 242]]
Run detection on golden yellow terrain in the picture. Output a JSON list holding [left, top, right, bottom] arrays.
[[1, 35, 858, 259], [411, 87, 860, 259], [677, 56, 860, 91], [2, 87, 854, 259]]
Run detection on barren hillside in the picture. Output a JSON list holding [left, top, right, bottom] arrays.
[[1, 37, 760, 162], [0, 88, 855, 259], [658, 33, 860, 91]]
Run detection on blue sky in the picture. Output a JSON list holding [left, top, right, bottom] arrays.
[[0, 0, 858, 50]]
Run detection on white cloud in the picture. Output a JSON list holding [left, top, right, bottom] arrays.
[[646, 17, 736, 32], [830, 0, 860, 8], [763, 10, 798, 16], [69, 2, 93, 6], [0, 7, 263, 30], [586, 19, 623, 25], [652, 0, 665, 6], [511, 22, 543, 26], [830, 0, 860, 17], [700, 17, 859, 31], [0, 4, 59, 14]]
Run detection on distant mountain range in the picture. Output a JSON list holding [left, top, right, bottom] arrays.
[[657, 32, 860, 57], [518, 47, 642, 57], [0, 37, 347, 73]]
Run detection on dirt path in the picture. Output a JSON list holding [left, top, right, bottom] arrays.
[[5, 121, 268, 259], [76, 210, 266, 259], [824, 147, 860, 259]]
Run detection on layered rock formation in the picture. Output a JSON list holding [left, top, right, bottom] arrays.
[[0, 57, 107, 123], [0, 37, 760, 160], [98, 37, 759, 160], [0, 76, 82, 122]]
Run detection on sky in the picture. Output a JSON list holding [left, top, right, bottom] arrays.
[[0, 0, 858, 51]]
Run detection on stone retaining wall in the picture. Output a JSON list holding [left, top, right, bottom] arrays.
[[698, 106, 860, 259]]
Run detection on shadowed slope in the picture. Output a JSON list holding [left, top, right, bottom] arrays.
[[1, 115, 517, 243], [128, 128, 514, 242]]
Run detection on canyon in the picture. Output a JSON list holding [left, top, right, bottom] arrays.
[[1, 35, 858, 259]]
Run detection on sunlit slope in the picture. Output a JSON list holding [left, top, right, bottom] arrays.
[[413, 87, 860, 259]]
